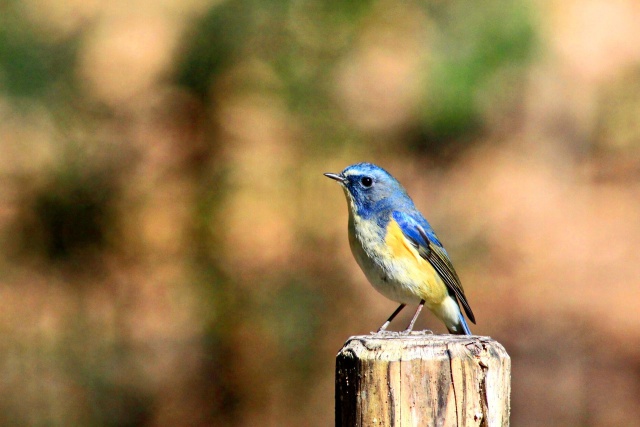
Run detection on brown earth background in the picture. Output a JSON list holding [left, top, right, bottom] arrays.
[[1, 0, 640, 426]]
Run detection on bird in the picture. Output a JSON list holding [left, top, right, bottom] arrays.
[[324, 162, 475, 335]]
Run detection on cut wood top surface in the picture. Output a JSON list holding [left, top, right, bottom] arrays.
[[338, 333, 508, 362]]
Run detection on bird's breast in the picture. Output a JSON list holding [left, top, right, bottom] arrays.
[[348, 212, 448, 305]]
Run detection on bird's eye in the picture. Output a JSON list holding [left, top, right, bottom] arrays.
[[360, 177, 373, 188]]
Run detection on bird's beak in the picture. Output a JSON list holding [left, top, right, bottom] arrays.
[[324, 172, 346, 184]]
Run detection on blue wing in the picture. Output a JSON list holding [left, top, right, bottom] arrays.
[[392, 211, 476, 324]]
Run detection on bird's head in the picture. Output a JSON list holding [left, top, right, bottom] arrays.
[[324, 163, 411, 217]]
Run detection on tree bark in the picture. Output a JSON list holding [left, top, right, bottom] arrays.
[[335, 333, 510, 427]]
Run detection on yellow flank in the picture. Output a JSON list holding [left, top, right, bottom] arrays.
[[385, 220, 422, 262], [384, 219, 449, 305]]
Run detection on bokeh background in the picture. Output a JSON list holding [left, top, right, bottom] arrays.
[[1, 0, 640, 425]]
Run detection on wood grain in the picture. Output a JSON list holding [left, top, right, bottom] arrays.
[[335, 333, 510, 427]]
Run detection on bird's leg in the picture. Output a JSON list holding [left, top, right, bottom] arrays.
[[377, 303, 406, 333], [404, 300, 425, 333]]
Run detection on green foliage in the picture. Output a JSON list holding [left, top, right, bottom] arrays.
[[176, 0, 254, 99], [417, 0, 536, 145], [0, 4, 77, 99]]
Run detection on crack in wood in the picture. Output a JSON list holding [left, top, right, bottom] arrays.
[[446, 344, 460, 427], [476, 341, 490, 427]]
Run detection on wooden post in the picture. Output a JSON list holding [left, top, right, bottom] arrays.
[[335, 333, 510, 427]]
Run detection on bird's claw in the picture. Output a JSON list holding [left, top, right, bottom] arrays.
[[371, 330, 400, 337], [370, 329, 433, 336], [401, 329, 433, 336]]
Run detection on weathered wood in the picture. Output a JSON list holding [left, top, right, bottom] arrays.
[[335, 333, 510, 427]]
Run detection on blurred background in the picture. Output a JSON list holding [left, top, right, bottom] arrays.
[[1, 0, 639, 425]]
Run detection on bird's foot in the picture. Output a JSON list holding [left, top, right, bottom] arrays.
[[399, 329, 434, 336], [371, 330, 401, 337], [370, 329, 433, 337]]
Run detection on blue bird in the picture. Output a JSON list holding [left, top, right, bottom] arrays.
[[325, 162, 475, 335]]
